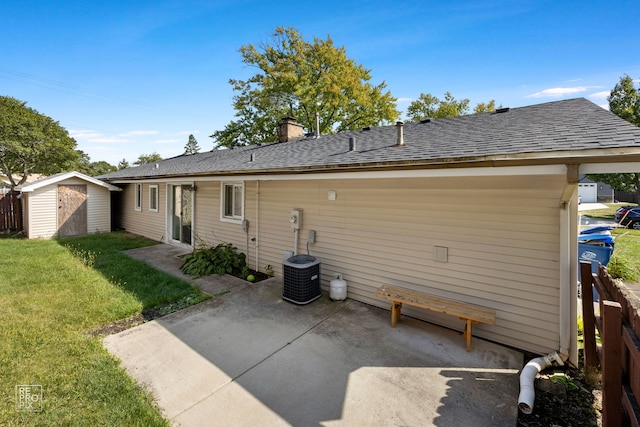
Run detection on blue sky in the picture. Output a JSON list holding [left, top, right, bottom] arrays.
[[2, 0, 639, 165]]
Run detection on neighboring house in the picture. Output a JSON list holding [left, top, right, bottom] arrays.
[[17, 171, 121, 239], [1, 173, 43, 193], [99, 98, 640, 363], [578, 175, 614, 203]]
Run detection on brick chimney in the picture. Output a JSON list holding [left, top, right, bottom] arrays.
[[278, 117, 304, 142]]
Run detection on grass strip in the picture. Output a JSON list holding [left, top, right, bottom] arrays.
[[581, 204, 640, 281], [0, 232, 208, 425]]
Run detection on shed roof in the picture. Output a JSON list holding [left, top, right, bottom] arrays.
[[18, 171, 122, 192], [99, 98, 640, 181]]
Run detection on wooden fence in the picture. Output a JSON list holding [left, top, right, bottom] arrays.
[[0, 191, 23, 232], [581, 261, 640, 427], [615, 190, 639, 204]]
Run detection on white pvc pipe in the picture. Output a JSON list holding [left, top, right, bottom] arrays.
[[517, 352, 564, 414]]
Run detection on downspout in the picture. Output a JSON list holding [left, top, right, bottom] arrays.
[[518, 352, 564, 414], [518, 166, 577, 415], [558, 164, 579, 366], [559, 200, 572, 359], [255, 181, 260, 271]]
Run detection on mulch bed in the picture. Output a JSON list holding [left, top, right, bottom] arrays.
[[517, 354, 601, 427], [88, 308, 166, 337]]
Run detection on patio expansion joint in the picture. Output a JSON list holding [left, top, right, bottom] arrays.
[[170, 299, 354, 420]]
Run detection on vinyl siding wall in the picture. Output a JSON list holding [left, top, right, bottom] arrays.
[[25, 178, 112, 239], [250, 174, 565, 355], [193, 181, 252, 253], [119, 183, 167, 242], [25, 185, 56, 238], [117, 173, 565, 354]]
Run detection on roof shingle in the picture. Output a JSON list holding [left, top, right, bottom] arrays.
[[99, 98, 640, 180]]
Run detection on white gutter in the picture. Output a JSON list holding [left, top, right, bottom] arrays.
[[109, 164, 568, 185]]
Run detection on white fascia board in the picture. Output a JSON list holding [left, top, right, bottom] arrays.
[[19, 171, 122, 192], [110, 164, 567, 184], [580, 162, 640, 174]]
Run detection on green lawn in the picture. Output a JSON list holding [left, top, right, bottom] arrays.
[[0, 232, 209, 426], [581, 203, 640, 282], [580, 202, 635, 220]]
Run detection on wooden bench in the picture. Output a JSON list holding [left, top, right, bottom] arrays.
[[374, 285, 496, 351]]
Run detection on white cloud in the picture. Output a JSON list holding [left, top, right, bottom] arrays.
[[69, 129, 103, 139], [599, 104, 610, 110], [119, 130, 159, 137], [396, 97, 413, 103], [155, 139, 181, 144], [589, 90, 610, 100], [88, 137, 131, 144], [69, 129, 130, 143], [526, 86, 592, 98]]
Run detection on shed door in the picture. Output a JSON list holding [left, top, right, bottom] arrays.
[[58, 185, 88, 237]]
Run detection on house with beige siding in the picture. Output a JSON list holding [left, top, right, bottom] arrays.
[[18, 171, 121, 239], [99, 98, 640, 364]]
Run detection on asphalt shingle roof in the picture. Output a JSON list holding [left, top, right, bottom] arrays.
[[99, 98, 640, 181]]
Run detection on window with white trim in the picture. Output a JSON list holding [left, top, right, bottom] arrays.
[[134, 183, 142, 211], [221, 182, 243, 221], [149, 185, 158, 212]]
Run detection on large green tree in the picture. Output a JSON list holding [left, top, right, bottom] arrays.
[[75, 152, 117, 176], [406, 92, 469, 121], [473, 100, 500, 114], [211, 26, 399, 147], [587, 75, 640, 201], [405, 92, 499, 121], [0, 96, 80, 188], [608, 74, 640, 127], [134, 152, 162, 165]]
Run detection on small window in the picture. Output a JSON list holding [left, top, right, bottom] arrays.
[[149, 185, 158, 212], [134, 183, 142, 211], [221, 182, 243, 221]]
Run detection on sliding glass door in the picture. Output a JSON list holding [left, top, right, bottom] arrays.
[[170, 184, 192, 245]]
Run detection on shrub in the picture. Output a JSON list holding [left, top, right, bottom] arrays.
[[180, 243, 247, 278]]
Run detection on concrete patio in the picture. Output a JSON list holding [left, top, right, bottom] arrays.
[[103, 244, 524, 426]]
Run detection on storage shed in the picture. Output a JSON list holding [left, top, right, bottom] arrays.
[[17, 171, 121, 239]]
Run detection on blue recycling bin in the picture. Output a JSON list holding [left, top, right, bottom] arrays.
[[578, 233, 615, 248], [578, 243, 613, 275], [578, 242, 613, 301], [580, 225, 615, 235]]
